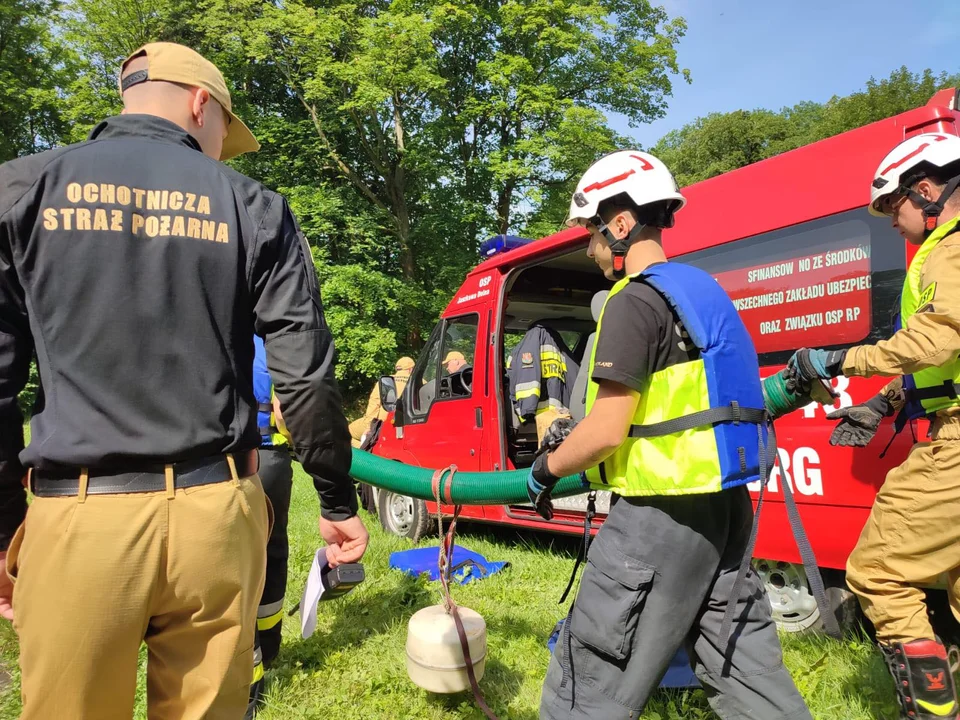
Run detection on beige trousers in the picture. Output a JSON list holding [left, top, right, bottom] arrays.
[[847, 418, 960, 643], [7, 462, 269, 719]]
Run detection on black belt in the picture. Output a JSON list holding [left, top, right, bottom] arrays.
[[29, 451, 259, 498]]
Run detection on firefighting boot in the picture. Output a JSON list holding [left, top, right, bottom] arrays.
[[881, 639, 960, 719], [244, 635, 265, 719]]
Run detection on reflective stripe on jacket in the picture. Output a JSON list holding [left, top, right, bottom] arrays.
[[507, 324, 578, 422]]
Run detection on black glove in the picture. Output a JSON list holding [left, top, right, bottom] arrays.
[[539, 417, 577, 455], [527, 452, 560, 521], [788, 348, 848, 384], [825, 393, 894, 447]]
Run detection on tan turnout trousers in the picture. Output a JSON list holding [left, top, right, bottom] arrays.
[[842, 221, 960, 644], [6, 457, 270, 720], [847, 417, 960, 643]]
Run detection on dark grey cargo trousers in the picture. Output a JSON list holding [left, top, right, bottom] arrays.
[[540, 487, 812, 720]]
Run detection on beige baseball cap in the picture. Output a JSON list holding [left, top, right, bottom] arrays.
[[119, 42, 260, 161], [394, 356, 416, 375], [443, 351, 466, 365]]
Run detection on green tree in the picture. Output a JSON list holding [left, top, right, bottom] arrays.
[[196, 0, 688, 267], [430, 0, 689, 234], [804, 66, 960, 143], [652, 66, 960, 189], [0, 0, 74, 161], [193, 0, 687, 379], [651, 109, 794, 188], [35, 0, 689, 391]]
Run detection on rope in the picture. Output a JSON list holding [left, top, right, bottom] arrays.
[[431, 466, 501, 720], [433, 466, 459, 612], [557, 491, 596, 709]]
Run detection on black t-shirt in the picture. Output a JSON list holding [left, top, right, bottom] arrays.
[[591, 275, 700, 392]]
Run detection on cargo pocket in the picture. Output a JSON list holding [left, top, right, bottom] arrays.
[[5, 521, 25, 584], [569, 538, 655, 660]]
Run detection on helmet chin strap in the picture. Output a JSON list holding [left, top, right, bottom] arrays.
[[902, 173, 960, 237], [595, 218, 647, 279]]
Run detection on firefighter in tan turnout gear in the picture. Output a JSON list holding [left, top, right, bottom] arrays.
[[791, 133, 960, 720], [349, 356, 415, 448]]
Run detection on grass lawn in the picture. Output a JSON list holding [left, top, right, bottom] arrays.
[[0, 462, 901, 719]]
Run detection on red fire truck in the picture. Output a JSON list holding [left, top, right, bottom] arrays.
[[368, 89, 960, 633]]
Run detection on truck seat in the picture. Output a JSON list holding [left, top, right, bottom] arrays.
[[568, 290, 608, 422]]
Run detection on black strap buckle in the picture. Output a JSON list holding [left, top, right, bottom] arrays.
[[944, 380, 959, 400], [120, 69, 150, 92]]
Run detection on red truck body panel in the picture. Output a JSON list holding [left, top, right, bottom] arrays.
[[373, 93, 960, 570]]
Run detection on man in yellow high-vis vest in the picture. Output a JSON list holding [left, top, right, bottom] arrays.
[[534, 151, 809, 720], [792, 133, 960, 720]]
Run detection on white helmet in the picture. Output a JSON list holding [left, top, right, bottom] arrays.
[[869, 133, 960, 226], [567, 150, 686, 228]]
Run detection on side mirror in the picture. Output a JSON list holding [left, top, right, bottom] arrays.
[[379, 376, 398, 412]]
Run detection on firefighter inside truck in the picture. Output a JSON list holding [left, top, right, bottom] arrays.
[[415, 340, 475, 412], [502, 249, 609, 469]]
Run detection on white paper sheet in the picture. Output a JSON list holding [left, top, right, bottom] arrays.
[[299, 548, 329, 639]]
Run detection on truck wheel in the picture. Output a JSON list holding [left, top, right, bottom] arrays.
[[378, 490, 434, 542], [754, 561, 859, 634]]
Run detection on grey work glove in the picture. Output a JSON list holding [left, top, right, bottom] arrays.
[[825, 393, 894, 447], [527, 453, 558, 521], [527, 417, 578, 521], [539, 417, 577, 454], [788, 348, 848, 384]]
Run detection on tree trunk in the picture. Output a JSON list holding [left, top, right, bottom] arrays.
[[392, 94, 416, 283], [496, 179, 515, 235], [495, 117, 516, 235], [391, 93, 420, 346], [395, 201, 415, 281]]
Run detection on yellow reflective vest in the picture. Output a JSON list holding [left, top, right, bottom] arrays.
[[583, 263, 768, 496], [900, 215, 960, 416]]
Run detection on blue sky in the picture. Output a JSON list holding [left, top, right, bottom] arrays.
[[610, 0, 960, 149]]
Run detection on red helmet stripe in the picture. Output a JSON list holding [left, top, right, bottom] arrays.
[[583, 169, 635, 193], [880, 136, 948, 176], [629, 154, 654, 171]]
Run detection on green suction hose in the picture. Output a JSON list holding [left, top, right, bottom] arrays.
[[762, 368, 839, 420], [349, 447, 588, 505], [761, 370, 800, 419], [351, 371, 835, 506]]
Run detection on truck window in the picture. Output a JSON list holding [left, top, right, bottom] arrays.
[[557, 330, 583, 356], [679, 209, 906, 366], [504, 331, 523, 357], [409, 314, 479, 416], [504, 328, 583, 363]]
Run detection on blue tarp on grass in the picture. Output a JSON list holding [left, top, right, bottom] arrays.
[[389, 546, 510, 585]]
